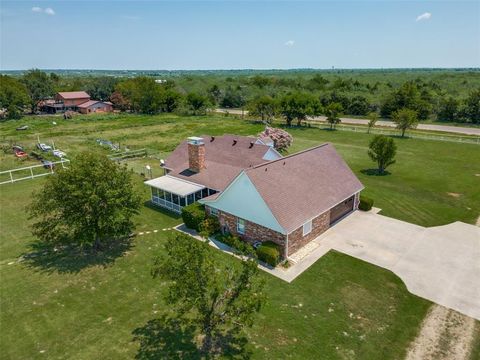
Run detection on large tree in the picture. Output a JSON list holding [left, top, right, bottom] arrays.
[[392, 108, 419, 137], [0, 75, 29, 119], [461, 89, 480, 124], [29, 152, 141, 252], [21, 69, 54, 112], [368, 135, 397, 174], [381, 81, 431, 120], [185, 92, 210, 115], [115, 77, 164, 114], [247, 95, 277, 123], [437, 96, 460, 122], [152, 233, 265, 356], [279, 92, 321, 126]]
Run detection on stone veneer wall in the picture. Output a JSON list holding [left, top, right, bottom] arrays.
[[206, 206, 287, 254], [287, 211, 330, 256], [187, 142, 205, 173]]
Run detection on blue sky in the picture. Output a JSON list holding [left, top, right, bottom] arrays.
[[1, 1, 479, 70]]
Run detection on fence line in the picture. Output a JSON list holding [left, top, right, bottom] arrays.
[[303, 121, 480, 145], [108, 149, 147, 161], [0, 159, 70, 185]]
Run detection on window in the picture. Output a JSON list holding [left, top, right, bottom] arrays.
[[210, 207, 219, 217], [302, 220, 312, 236], [237, 218, 245, 235]]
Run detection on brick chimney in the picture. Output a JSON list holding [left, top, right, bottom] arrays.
[[187, 137, 205, 173]]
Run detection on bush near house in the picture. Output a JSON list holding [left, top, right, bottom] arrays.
[[216, 233, 255, 255], [181, 202, 206, 231], [256, 241, 281, 266], [359, 195, 374, 211], [198, 216, 220, 237]]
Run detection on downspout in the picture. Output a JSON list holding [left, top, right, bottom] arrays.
[[285, 232, 289, 260]]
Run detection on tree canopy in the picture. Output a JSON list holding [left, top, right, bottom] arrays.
[[21, 69, 54, 112], [279, 92, 321, 126], [325, 102, 343, 130], [0, 75, 29, 119], [247, 95, 278, 123], [392, 108, 419, 137], [368, 135, 397, 174], [29, 152, 141, 252], [152, 233, 265, 356]]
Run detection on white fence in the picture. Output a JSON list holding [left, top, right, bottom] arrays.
[[0, 159, 70, 185], [304, 121, 480, 145]]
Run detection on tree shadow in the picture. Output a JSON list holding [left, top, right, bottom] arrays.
[[132, 315, 201, 360], [360, 169, 391, 176], [20, 237, 133, 274], [132, 314, 252, 360]]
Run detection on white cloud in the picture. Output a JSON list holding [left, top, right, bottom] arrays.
[[31, 6, 55, 15], [285, 40, 295, 47], [44, 8, 55, 15], [416, 12, 431, 22]]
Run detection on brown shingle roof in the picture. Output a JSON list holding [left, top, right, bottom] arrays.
[[245, 143, 364, 233], [166, 135, 272, 191], [77, 100, 99, 108], [57, 91, 90, 100]]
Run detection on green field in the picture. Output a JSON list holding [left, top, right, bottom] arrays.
[[1, 113, 479, 359]]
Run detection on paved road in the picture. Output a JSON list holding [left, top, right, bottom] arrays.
[[215, 108, 480, 136], [316, 211, 480, 320]]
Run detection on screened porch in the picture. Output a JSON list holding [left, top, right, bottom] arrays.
[[145, 175, 216, 213]]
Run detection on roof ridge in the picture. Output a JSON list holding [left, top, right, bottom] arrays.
[[246, 142, 330, 171]]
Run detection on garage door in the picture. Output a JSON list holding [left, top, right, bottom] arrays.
[[330, 196, 354, 224]]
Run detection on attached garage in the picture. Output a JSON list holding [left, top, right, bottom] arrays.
[[329, 196, 355, 224]]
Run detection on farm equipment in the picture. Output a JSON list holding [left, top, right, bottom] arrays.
[[37, 143, 52, 152]]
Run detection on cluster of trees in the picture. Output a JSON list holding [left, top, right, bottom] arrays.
[[29, 152, 265, 356], [1, 69, 479, 123]]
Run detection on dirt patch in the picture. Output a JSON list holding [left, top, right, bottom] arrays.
[[475, 174, 480, 177], [447, 192, 462, 198], [405, 305, 476, 360]]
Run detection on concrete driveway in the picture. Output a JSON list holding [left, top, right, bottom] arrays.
[[314, 211, 480, 320]]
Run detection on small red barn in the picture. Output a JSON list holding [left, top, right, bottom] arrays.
[[55, 91, 91, 107], [77, 100, 113, 114]]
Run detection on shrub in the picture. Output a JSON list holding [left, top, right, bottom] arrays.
[[181, 202, 206, 231], [216, 233, 255, 256], [199, 216, 220, 237], [359, 195, 374, 211], [256, 241, 281, 267]]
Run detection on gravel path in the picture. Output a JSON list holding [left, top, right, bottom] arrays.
[[405, 305, 476, 360]]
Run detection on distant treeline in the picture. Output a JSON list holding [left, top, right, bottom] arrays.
[[0, 68, 479, 124]]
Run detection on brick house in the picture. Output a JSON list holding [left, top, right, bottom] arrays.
[[145, 135, 363, 258]]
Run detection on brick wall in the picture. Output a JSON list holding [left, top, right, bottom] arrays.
[[188, 143, 206, 173], [287, 211, 330, 256], [208, 207, 287, 256]]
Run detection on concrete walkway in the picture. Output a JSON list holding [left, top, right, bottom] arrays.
[[310, 211, 480, 320], [175, 212, 480, 320]]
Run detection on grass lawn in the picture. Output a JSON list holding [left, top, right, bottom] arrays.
[[0, 113, 478, 358], [0, 176, 431, 359], [1, 113, 479, 227]]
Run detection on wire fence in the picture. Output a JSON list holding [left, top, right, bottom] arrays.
[[303, 121, 480, 145], [0, 159, 70, 185]]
